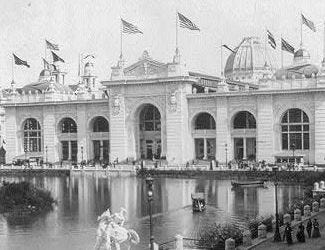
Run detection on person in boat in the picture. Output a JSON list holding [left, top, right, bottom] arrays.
[[296, 222, 306, 242], [283, 222, 293, 245], [306, 219, 313, 238], [312, 218, 321, 238]]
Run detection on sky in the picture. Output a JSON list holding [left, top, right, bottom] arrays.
[[1, 0, 325, 87]]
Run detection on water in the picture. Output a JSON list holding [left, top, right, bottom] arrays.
[[0, 173, 304, 250]]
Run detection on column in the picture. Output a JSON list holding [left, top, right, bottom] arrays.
[[43, 106, 59, 163], [256, 95, 274, 163], [314, 93, 325, 164], [203, 138, 208, 160], [5, 108, 18, 163], [68, 141, 72, 161], [100, 140, 103, 160], [110, 92, 128, 162], [216, 97, 230, 162], [243, 138, 247, 159], [77, 104, 87, 162]]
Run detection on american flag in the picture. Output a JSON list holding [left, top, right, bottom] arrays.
[[302, 14, 316, 32], [281, 38, 295, 54], [121, 19, 143, 34], [267, 30, 276, 49], [13, 54, 30, 68], [46, 40, 59, 50], [178, 12, 200, 31], [51, 51, 65, 63]]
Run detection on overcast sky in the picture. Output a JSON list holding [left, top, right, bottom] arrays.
[[1, 0, 325, 87]]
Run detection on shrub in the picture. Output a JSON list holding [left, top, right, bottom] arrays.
[[0, 181, 55, 215], [199, 223, 243, 249]]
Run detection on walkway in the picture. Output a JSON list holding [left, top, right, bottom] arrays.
[[254, 212, 325, 250]]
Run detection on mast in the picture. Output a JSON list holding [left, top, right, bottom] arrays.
[[176, 11, 179, 54], [120, 18, 123, 59], [220, 40, 223, 77]]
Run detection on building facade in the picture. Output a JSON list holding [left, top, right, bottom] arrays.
[[3, 37, 325, 165]]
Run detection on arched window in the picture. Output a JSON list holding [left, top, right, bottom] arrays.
[[140, 105, 161, 131], [233, 111, 256, 129], [23, 118, 41, 152], [93, 117, 109, 132], [61, 118, 77, 133], [195, 113, 216, 130], [281, 108, 309, 150]]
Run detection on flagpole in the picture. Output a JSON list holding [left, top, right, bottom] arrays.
[[300, 12, 303, 46], [11, 54, 14, 82], [264, 27, 267, 65], [176, 11, 179, 52], [44, 39, 47, 63], [280, 35, 283, 68], [120, 18, 123, 59], [220, 40, 223, 77]]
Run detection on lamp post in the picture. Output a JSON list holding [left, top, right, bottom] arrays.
[[45, 145, 48, 165], [291, 143, 296, 163], [145, 176, 154, 250], [81, 146, 84, 164], [225, 143, 228, 168], [273, 166, 281, 242]]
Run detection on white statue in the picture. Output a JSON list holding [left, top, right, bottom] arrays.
[[94, 208, 140, 250]]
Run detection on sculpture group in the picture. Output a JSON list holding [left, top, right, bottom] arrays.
[[94, 207, 140, 250]]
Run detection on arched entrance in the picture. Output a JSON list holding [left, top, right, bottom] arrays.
[[58, 117, 78, 163], [89, 116, 110, 163], [232, 111, 256, 160], [138, 104, 161, 160], [192, 112, 216, 160]]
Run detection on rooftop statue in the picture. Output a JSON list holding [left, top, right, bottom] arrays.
[[94, 207, 140, 250]]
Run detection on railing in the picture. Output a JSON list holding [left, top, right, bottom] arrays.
[[158, 237, 211, 250]]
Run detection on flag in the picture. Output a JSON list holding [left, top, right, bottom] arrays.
[[83, 54, 95, 60], [46, 40, 59, 50], [267, 30, 276, 49], [43, 58, 50, 69], [121, 19, 143, 34], [13, 54, 30, 68], [178, 12, 200, 31], [302, 14, 316, 32], [51, 51, 65, 63], [222, 44, 234, 53], [281, 38, 295, 54]]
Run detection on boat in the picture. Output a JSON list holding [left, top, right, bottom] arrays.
[[191, 192, 206, 212], [231, 180, 265, 188]]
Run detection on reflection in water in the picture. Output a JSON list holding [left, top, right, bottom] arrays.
[[0, 173, 303, 250]]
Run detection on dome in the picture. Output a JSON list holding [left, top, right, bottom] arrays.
[[224, 37, 274, 83], [21, 81, 73, 94], [293, 47, 311, 65], [39, 69, 51, 77], [275, 64, 318, 80], [84, 62, 94, 76], [294, 48, 310, 59]]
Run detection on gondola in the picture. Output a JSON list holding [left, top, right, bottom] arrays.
[[231, 180, 265, 188], [191, 193, 206, 212]]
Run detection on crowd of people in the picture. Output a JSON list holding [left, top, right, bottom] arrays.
[[283, 218, 321, 245]]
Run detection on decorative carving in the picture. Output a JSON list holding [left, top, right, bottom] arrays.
[[169, 91, 177, 112], [112, 95, 121, 116]]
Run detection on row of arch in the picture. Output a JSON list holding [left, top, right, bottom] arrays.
[[193, 108, 310, 160], [194, 111, 257, 130], [23, 116, 109, 153]]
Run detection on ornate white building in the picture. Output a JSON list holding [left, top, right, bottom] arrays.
[[3, 37, 325, 165]]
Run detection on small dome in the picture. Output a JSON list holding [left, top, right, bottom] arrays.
[[275, 64, 319, 80], [39, 69, 51, 77], [293, 47, 311, 65], [84, 62, 94, 76], [224, 37, 274, 83]]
